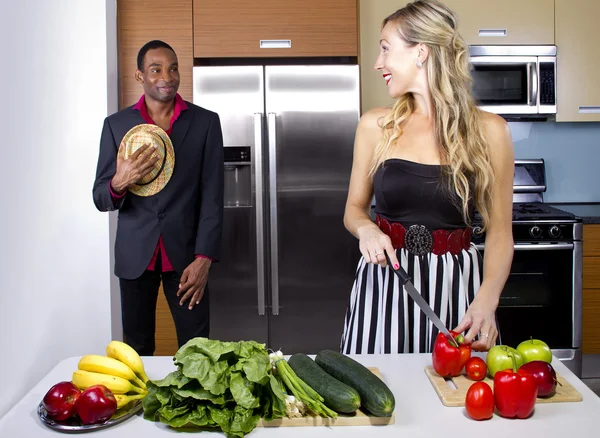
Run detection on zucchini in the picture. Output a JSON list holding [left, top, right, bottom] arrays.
[[288, 353, 361, 414], [315, 350, 395, 417]]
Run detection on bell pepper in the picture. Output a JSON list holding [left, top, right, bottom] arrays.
[[493, 352, 538, 419], [432, 330, 471, 377]]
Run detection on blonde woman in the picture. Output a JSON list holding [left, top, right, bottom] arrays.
[[341, 0, 514, 354]]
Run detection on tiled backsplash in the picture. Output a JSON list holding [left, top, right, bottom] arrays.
[[510, 122, 600, 202]]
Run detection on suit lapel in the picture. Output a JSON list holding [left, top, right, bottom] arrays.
[[170, 109, 193, 152]]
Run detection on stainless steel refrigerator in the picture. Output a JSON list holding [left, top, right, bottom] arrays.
[[193, 65, 361, 353]]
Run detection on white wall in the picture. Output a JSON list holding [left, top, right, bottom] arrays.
[[0, 0, 117, 418]]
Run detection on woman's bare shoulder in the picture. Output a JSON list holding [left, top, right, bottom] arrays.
[[478, 110, 514, 162], [358, 107, 393, 131], [479, 111, 511, 141]]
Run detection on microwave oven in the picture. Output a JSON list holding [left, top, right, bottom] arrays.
[[469, 46, 556, 118]]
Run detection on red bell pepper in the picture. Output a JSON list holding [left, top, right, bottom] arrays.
[[493, 353, 538, 419], [432, 330, 471, 377]]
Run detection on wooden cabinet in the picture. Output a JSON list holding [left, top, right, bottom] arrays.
[[117, 0, 193, 108], [555, 0, 600, 122], [583, 225, 600, 353], [155, 286, 178, 356], [443, 0, 554, 45], [117, 0, 192, 355], [193, 0, 358, 58]]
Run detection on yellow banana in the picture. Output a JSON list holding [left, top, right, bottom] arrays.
[[72, 369, 146, 394], [78, 355, 146, 390], [114, 393, 147, 410], [106, 341, 150, 383]]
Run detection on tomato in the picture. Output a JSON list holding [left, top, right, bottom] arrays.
[[465, 381, 494, 421], [465, 357, 487, 381]]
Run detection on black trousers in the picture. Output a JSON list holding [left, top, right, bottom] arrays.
[[119, 268, 210, 356]]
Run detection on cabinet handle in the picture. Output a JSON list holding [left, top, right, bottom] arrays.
[[578, 106, 600, 114], [260, 40, 291, 49], [478, 29, 507, 37]]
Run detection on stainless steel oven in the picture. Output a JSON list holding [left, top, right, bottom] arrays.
[[469, 46, 556, 117], [472, 160, 583, 377]]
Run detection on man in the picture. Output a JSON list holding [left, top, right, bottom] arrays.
[[93, 40, 224, 355]]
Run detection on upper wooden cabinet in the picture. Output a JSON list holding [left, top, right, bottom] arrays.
[[117, 0, 194, 355], [193, 0, 358, 58], [555, 0, 600, 122], [443, 0, 554, 45], [117, 0, 193, 108]]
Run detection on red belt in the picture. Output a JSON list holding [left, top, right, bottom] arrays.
[[376, 214, 472, 256]]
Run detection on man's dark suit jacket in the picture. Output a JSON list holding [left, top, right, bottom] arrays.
[[93, 100, 224, 280]]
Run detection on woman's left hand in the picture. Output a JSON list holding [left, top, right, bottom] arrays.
[[453, 288, 500, 351]]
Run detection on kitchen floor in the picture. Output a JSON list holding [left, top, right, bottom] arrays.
[[582, 354, 600, 396]]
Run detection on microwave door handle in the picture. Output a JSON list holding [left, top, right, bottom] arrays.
[[526, 63, 532, 106], [528, 62, 538, 107]]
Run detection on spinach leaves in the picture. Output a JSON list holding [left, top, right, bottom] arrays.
[[142, 338, 285, 437]]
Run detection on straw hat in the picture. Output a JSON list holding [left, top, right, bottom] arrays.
[[118, 124, 175, 197]]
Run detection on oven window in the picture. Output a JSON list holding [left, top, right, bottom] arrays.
[[471, 65, 528, 105], [479, 247, 574, 349]]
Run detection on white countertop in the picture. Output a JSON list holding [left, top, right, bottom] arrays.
[[1, 354, 598, 437]]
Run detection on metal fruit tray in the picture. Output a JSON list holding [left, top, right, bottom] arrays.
[[37, 400, 143, 433]]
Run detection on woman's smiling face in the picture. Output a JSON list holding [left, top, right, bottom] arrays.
[[374, 21, 421, 99]]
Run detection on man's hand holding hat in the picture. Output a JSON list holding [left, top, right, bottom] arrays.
[[111, 144, 160, 195], [115, 124, 175, 196]]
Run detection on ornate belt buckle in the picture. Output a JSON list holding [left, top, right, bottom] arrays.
[[404, 225, 433, 256]]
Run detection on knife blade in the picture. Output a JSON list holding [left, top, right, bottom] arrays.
[[384, 251, 459, 348]]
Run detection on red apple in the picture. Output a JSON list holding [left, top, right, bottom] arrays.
[[42, 381, 81, 421], [519, 360, 559, 397], [75, 385, 117, 425]]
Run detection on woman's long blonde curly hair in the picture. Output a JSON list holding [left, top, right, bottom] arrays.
[[370, 0, 494, 229]]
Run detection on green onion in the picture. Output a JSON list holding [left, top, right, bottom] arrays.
[[270, 351, 337, 419]]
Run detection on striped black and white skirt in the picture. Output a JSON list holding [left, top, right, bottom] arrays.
[[340, 246, 483, 354]]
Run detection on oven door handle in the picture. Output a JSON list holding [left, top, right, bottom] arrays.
[[475, 242, 574, 251]]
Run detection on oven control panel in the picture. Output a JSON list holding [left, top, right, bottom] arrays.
[[519, 223, 574, 241], [472, 201, 581, 245], [471, 222, 577, 244]]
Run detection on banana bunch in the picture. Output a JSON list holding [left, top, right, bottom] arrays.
[[72, 340, 151, 409]]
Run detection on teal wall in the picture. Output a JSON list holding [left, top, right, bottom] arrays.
[[509, 122, 600, 202]]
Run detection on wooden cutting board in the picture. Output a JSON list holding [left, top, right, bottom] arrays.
[[258, 368, 395, 427], [424, 365, 583, 407]]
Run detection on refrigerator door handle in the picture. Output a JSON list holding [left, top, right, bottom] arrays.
[[254, 113, 266, 316], [267, 112, 279, 316]]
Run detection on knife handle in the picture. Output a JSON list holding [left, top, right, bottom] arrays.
[[384, 251, 410, 285]]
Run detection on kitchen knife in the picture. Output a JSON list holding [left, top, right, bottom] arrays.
[[384, 251, 459, 348]]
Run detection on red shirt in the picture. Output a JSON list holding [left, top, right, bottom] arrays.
[[109, 94, 213, 272]]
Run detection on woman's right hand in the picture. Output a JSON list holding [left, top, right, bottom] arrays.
[[357, 225, 399, 268]]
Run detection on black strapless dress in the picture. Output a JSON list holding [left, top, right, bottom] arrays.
[[340, 159, 483, 354]]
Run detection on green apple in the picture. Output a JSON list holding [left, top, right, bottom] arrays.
[[517, 339, 553, 364], [485, 345, 524, 377]]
